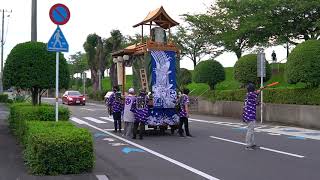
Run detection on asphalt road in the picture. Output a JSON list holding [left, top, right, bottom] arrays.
[[44, 98, 320, 180]]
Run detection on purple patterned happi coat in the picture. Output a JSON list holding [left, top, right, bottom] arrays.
[[242, 92, 259, 122]]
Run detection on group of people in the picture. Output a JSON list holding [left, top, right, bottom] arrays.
[[107, 82, 262, 150], [107, 86, 192, 140]]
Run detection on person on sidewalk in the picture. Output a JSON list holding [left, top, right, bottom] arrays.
[[242, 83, 261, 150], [178, 88, 192, 137], [123, 88, 136, 137], [131, 89, 149, 140], [108, 86, 124, 133]]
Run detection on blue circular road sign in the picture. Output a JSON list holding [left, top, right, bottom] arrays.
[[49, 4, 70, 25]]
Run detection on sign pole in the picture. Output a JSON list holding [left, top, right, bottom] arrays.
[[55, 52, 59, 122], [48, 3, 70, 122], [260, 53, 264, 124]]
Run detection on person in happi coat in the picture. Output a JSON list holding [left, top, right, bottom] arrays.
[[178, 88, 192, 137], [108, 86, 124, 133], [131, 89, 149, 140], [123, 88, 136, 137], [242, 83, 261, 150]]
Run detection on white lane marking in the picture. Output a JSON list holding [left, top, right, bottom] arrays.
[[70, 117, 88, 125], [109, 143, 128, 146], [209, 136, 304, 159], [190, 118, 320, 140], [85, 122, 220, 180], [84, 117, 107, 124], [103, 138, 115, 142], [268, 133, 281, 136], [100, 117, 115, 122], [104, 129, 124, 131], [96, 175, 109, 180], [81, 108, 95, 111]]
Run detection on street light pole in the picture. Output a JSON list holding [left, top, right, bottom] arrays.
[[0, 10, 4, 93], [31, 0, 37, 41], [83, 72, 86, 96]]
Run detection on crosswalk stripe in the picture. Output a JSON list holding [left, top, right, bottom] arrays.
[[100, 117, 114, 122], [84, 117, 107, 124], [96, 175, 109, 180], [70, 117, 88, 125]]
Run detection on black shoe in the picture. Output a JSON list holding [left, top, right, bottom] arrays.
[[113, 130, 117, 133], [245, 146, 254, 150], [186, 134, 192, 137], [119, 130, 122, 133], [179, 134, 185, 137], [132, 136, 136, 139], [139, 136, 143, 140]]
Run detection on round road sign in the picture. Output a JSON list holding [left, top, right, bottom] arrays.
[[49, 4, 70, 25]]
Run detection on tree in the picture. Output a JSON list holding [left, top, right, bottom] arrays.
[[125, 34, 149, 46], [83, 34, 105, 94], [234, 54, 272, 85], [178, 68, 192, 90], [265, 0, 320, 45], [286, 40, 320, 87], [68, 51, 88, 76], [193, 60, 225, 90], [184, 0, 320, 59], [3, 41, 69, 105], [172, 26, 222, 68], [104, 30, 126, 87], [183, 0, 264, 59]]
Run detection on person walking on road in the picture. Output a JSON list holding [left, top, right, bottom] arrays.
[[242, 83, 261, 150], [108, 86, 124, 133], [178, 88, 192, 137], [123, 88, 136, 137], [131, 89, 149, 140]]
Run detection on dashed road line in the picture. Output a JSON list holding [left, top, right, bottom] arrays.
[[209, 136, 305, 158], [84, 117, 108, 124], [70, 117, 88, 125], [96, 175, 109, 180]]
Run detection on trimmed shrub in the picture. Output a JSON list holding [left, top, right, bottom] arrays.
[[193, 60, 225, 89], [3, 41, 70, 105], [9, 103, 69, 140], [178, 68, 192, 89], [23, 121, 94, 175], [234, 54, 272, 85], [0, 94, 8, 102], [286, 40, 320, 87]]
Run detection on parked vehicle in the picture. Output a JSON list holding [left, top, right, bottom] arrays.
[[62, 91, 85, 105]]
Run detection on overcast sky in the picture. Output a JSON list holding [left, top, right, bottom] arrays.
[[1, 0, 288, 71]]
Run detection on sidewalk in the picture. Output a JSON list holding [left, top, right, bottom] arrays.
[[0, 103, 27, 180], [0, 103, 97, 180]]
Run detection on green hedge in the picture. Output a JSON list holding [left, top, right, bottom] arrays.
[[202, 88, 320, 105], [286, 40, 320, 87], [9, 103, 69, 141], [0, 94, 8, 102], [23, 121, 94, 175]]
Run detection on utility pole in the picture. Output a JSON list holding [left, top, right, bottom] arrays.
[[0, 9, 12, 93], [31, 0, 37, 41]]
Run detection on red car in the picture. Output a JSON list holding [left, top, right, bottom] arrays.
[[62, 91, 86, 105]]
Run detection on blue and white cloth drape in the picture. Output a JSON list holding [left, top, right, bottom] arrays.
[[148, 50, 179, 125]]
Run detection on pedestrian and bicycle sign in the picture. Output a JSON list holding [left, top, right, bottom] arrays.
[[49, 3, 70, 25], [47, 3, 70, 122], [47, 26, 69, 52]]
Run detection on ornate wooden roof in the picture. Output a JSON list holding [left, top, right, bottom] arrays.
[[133, 6, 179, 29]]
